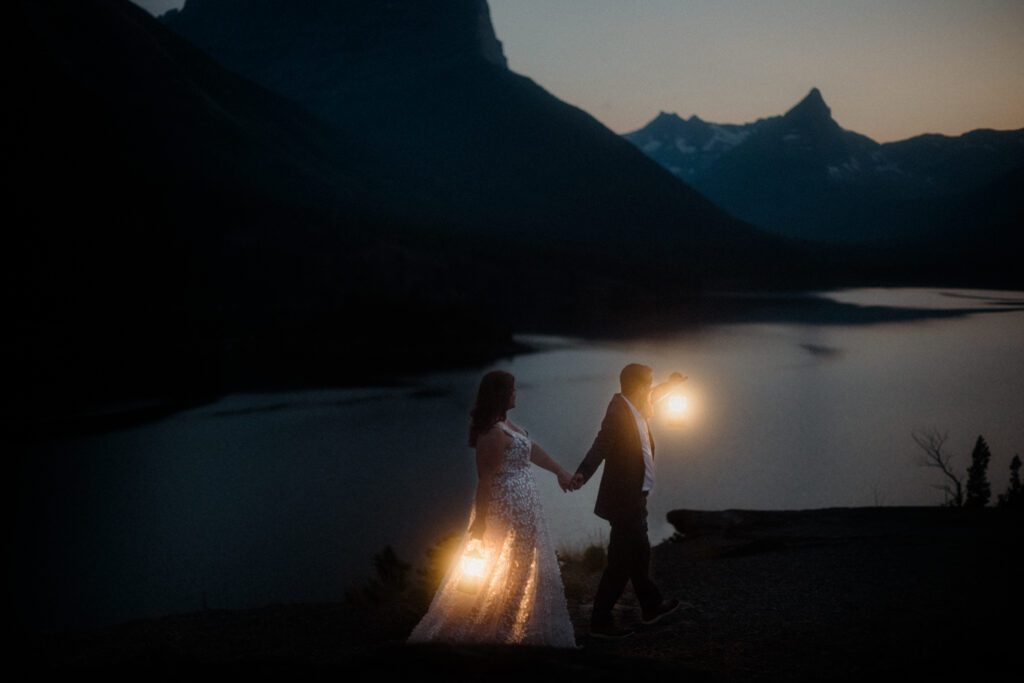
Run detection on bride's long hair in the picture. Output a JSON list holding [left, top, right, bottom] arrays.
[[468, 370, 515, 447]]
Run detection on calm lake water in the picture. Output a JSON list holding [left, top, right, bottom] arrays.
[[14, 287, 1024, 633]]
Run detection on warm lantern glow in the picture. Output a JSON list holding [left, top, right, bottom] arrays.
[[659, 378, 703, 427], [457, 539, 487, 594], [667, 394, 688, 416], [461, 547, 486, 578]]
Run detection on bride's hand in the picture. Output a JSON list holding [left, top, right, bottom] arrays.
[[557, 469, 574, 492]]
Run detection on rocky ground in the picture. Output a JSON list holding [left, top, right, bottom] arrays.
[[17, 506, 1021, 681]]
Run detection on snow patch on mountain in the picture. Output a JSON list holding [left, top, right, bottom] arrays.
[[675, 138, 697, 154], [703, 125, 751, 152]]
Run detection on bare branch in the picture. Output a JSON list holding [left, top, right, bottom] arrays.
[[913, 429, 963, 506]]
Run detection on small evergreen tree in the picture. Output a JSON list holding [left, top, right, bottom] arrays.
[[965, 435, 992, 508], [996, 454, 1022, 508]]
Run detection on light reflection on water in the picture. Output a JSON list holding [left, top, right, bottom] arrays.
[[14, 288, 1024, 633]]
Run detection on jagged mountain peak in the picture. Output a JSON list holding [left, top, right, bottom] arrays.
[[648, 111, 708, 127], [163, 0, 508, 70], [633, 110, 691, 137], [783, 87, 833, 123]]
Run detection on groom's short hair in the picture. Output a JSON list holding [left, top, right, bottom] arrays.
[[620, 363, 653, 394]]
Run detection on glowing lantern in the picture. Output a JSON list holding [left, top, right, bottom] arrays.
[[457, 540, 487, 594], [662, 391, 690, 425]]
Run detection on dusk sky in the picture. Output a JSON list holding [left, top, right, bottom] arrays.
[[135, 0, 1023, 143]]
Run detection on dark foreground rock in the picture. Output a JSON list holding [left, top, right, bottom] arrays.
[[17, 506, 1021, 681]]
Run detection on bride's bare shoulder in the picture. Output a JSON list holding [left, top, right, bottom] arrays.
[[504, 418, 528, 436], [477, 422, 506, 443]]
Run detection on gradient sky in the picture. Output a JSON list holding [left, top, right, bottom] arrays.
[[135, 0, 1023, 142]]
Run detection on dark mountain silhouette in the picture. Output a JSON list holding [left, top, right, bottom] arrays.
[[157, 0, 797, 267], [625, 88, 1024, 257], [918, 165, 1024, 277], [7, 0, 825, 432], [4, 0, 544, 428], [631, 111, 774, 183], [13, 1, 1010, 431]]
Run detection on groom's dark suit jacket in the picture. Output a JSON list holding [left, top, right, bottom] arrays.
[[575, 393, 655, 522]]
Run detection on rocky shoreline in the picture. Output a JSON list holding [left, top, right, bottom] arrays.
[[17, 506, 1021, 680]]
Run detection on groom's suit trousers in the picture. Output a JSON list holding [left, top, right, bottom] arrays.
[[591, 491, 663, 625]]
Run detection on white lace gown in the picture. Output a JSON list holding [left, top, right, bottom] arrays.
[[406, 422, 577, 648]]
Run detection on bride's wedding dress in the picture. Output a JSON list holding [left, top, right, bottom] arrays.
[[407, 422, 576, 647]]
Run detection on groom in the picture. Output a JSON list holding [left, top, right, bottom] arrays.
[[570, 363, 686, 639]]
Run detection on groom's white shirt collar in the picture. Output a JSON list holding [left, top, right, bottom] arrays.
[[618, 393, 655, 492], [620, 393, 644, 418]]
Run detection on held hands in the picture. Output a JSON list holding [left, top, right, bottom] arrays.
[[557, 469, 585, 492]]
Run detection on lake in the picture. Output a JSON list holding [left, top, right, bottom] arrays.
[[13, 287, 1024, 633]]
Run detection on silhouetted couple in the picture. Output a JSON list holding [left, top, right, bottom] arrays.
[[407, 363, 687, 646]]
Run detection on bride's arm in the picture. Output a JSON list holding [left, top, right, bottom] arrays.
[[529, 441, 574, 489], [528, 440, 564, 474], [470, 428, 504, 539]]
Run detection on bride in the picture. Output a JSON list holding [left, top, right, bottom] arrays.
[[406, 370, 577, 648]]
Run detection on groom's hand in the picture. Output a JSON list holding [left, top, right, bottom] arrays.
[[570, 473, 584, 491]]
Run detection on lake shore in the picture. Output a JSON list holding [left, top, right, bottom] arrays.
[[19, 505, 1020, 680], [11, 286, 1022, 441]]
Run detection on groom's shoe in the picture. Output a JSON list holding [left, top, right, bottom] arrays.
[[641, 598, 683, 626], [589, 621, 634, 640]]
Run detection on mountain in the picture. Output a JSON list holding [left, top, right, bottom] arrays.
[[4, 0, 558, 427], [628, 111, 772, 183], [625, 88, 1024, 250], [157, 0, 794, 270], [9, 0, 830, 430], [916, 164, 1024, 278], [28, 0, 1012, 429]]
